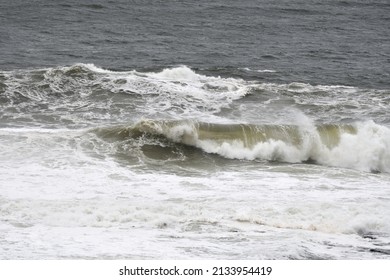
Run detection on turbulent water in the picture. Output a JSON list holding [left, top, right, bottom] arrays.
[[1, 0, 390, 259]]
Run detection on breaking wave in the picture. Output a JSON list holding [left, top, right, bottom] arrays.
[[95, 119, 390, 173], [0, 64, 253, 127]]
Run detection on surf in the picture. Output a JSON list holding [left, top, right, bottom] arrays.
[[95, 119, 390, 173]]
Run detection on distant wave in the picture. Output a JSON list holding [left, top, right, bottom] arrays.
[[239, 67, 277, 73], [2, 63, 389, 128], [0, 64, 253, 127]]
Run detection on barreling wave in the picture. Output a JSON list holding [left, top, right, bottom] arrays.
[[95, 119, 390, 173]]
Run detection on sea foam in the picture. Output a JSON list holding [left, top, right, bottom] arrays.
[[133, 119, 390, 173]]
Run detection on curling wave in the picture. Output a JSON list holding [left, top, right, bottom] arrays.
[[95, 119, 390, 173]]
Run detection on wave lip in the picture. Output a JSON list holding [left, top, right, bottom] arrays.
[[127, 119, 390, 173]]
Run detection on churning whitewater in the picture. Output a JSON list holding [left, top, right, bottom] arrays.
[[1, 63, 390, 259]]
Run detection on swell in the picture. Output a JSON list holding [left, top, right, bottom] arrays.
[[94, 119, 390, 173]]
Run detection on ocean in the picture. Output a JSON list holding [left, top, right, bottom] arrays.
[[0, 0, 389, 259]]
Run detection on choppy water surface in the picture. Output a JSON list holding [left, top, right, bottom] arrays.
[[0, 0, 389, 259]]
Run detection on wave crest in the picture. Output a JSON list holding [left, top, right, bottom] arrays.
[[98, 119, 390, 173]]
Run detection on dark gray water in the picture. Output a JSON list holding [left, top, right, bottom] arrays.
[[1, 0, 389, 87], [1, 0, 390, 260]]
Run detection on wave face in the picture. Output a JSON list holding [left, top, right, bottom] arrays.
[[94, 119, 390, 173]]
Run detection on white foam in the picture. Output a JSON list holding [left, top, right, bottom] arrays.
[[149, 65, 203, 81], [319, 121, 390, 172], [240, 67, 276, 73], [103, 66, 252, 120], [1, 128, 389, 259], [74, 63, 119, 74], [3, 64, 253, 126]]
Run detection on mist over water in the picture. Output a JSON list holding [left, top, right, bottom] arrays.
[[1, 0, 390, 259]]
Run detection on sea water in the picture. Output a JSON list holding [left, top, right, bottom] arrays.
[[0, 0, 389, 259]]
